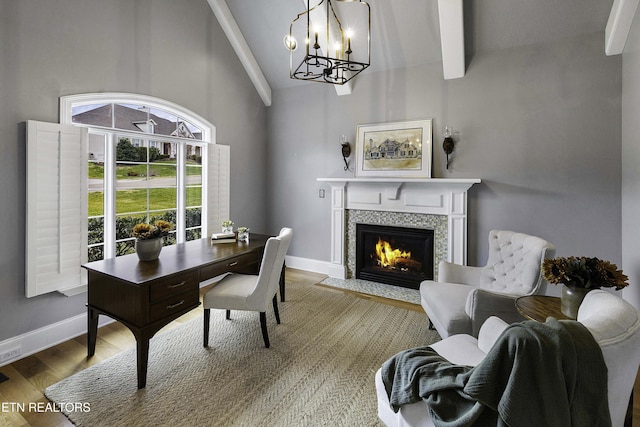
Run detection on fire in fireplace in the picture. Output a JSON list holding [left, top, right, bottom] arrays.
[[355, 223, 434, 290]]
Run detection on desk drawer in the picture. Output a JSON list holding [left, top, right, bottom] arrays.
[[149, 289, 199, 322], [149, 271, 199, 303], [200, 250, 262, 280]]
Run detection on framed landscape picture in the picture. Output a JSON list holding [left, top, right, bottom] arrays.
[[355, 119, 432, 178]]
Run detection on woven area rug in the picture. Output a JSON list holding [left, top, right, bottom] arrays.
[[45, 280, 438, 427]]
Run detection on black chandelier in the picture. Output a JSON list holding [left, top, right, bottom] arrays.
[[289, 0, 370, 85]]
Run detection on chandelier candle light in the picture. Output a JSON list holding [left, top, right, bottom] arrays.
[[289, 0, 370, 85]]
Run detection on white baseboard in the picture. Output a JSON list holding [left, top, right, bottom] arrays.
[[285, 255, 346, 279], [0, 313, 113, 367]]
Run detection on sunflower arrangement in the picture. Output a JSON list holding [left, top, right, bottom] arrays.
[[132, 220, 174, 240], [542, 256, 629, 290]]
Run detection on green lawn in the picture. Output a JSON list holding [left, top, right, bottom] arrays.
[[88, 162, 201, 179], [88, 187, 202, 216]]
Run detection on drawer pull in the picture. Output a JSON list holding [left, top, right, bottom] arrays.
[[228, 261, 238, 267], [168, 281, 186, 289], [167, 300, 185, 310]]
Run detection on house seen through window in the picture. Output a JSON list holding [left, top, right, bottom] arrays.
[[65, 97, 210, 262]]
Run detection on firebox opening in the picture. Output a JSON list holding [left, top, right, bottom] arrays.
[[356, 224, 434, 290]]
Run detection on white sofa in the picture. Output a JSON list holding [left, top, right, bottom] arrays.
[[376, 290, 640, 427], [420, 230, 555, 338]]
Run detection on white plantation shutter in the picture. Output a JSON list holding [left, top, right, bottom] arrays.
[[26, 120, 88, 297], [208, 144, 230, 235]]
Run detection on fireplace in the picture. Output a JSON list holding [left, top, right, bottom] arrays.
[[355, 224, 434, 290], [316, 177, 480, 280]]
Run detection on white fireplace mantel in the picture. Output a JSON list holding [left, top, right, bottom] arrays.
[[317, 177, 481, 279]]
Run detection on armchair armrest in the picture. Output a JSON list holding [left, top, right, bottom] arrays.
[[438, 261, 483, 285], [477, 316, 509, 353], [465, 289, 526, 337]]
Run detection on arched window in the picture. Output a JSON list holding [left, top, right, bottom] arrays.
[[60, 93, 217, 262], [27, 94, 229, 297]]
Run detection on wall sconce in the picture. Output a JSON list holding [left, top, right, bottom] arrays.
[[340, 134, 351, 171], [442, 126, 455, 169]]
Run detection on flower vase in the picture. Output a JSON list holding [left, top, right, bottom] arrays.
[[238, 231, 249, 242], [222, 226, 233, 234], [135, 238, 162, 261], [560, 284, 591, 319]]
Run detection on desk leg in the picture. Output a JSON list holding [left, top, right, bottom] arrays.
[[279, 263, 286, 302], [87, 306, 99, 357], [136, 338, 150, 389]]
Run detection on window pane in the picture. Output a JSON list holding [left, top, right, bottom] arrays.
[[154, 141, 176, 163], [186, 144, 202, 165], [89, 133, 106, 163], [115, 213, 146, 240], [148, 187, 177, 211], [183, 119, 203, 140], [88, 188, 104, 217], [164, 233, 177, 246], [88, 217, 104, 245], [88, 134, 105, 217], [114, 214, 140, 258], [186, 186, 202, 208], [187, 163, 202, 188], [186, 207, 201, 228], [88, 132, 106, 262], [116, 189, 148, 215], [116, 136, 147, 162], [116, 139, 149, 216], [89, 215, 104, 262], [149, 108, 178, 136], [88, 245, 104, 262], [115, 238, 136, 257], [115, 103, 148, 132], [73, 103, 112, 127], [186, 228, 201, 241]]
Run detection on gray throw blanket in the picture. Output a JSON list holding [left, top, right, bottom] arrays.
[[381, 318, 611, 427]]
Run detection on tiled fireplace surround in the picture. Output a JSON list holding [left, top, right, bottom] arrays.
[[317, 178, 480, 281]]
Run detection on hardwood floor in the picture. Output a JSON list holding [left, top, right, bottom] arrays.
[[0, 268, 638, 426]]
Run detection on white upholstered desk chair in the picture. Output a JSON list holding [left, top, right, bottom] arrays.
[[203, 227, 292, 348]]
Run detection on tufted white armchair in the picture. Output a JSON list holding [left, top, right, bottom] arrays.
[[420, 230, 555, 338]]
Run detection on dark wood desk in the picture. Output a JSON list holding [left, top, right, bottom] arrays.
[[515, 295, 571, 322], [83, 234, 272, 389]]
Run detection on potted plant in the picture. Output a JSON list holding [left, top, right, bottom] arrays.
[[237, 227, 250, 242], [221, 220, 234, 234], [132, 220, 174, 261], [542, 256, 629, 318]]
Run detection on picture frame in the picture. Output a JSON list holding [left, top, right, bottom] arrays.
[[355, 119, 432, 178]]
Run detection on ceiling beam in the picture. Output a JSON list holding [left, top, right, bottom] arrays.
[[437, 0, 465, 80], [207, 0, 272, 107], [605, 0, 640, 55]]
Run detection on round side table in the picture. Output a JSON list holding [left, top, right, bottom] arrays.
[[515, 295, 571, 322]]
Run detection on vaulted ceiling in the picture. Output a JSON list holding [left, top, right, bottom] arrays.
[[209, 0, 627, 105]]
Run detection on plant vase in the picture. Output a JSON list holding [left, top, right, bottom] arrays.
[[222, 226, 233, 234], [135, 238, 163, 261], [560, 284, 591, 319], [238, 230, 249, 242]]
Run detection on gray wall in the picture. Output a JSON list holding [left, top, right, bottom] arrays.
[[622, 7, 640, 310], [0, 0, 268, 342], [268, 32, 622, 286]]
